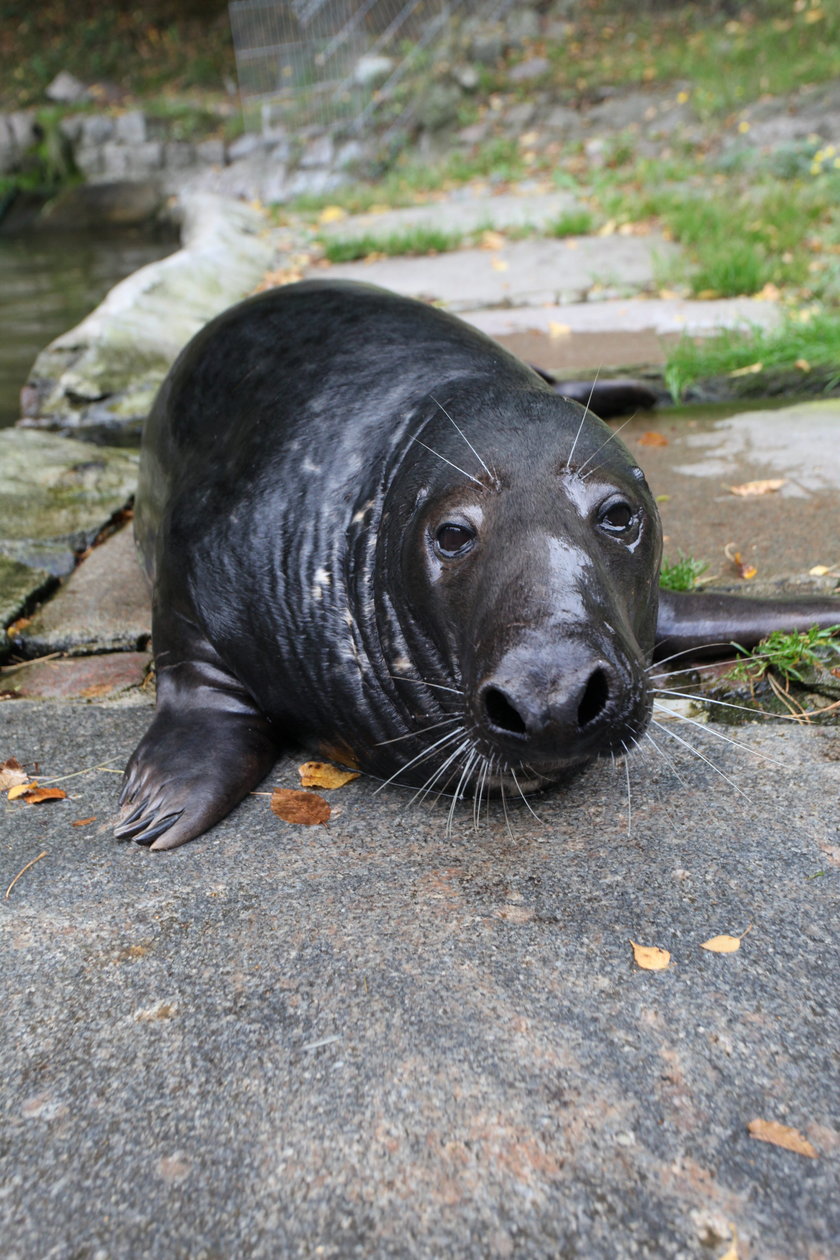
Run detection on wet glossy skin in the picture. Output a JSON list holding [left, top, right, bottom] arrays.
[[116, 279, 840, 850]]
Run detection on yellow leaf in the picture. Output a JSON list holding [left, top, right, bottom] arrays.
[[728, 478, 786, 497], [318, 205, 346, 224], [298, 761, 359, 789], [480, 229, 507, 251], [630, 940, 671, 970], [728, 361, 763, 378], [548, 322, 571, 338], [747, 1118, 818, 1158], [794, 357, 811, 372], [700, 925, 751, 953], [490, 257, 509, 272], [809, 564, 831, 576], [8, 782, 37, 800]]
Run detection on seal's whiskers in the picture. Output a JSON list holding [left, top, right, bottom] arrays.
[[649, 716, 750, 799], [372, 725, 467, 794], [411, 438, 484, 488], [375, 715, 461, 747], [430, 395, 496, 486], [577, 417, 634, 481]]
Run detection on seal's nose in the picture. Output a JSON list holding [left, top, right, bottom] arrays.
[[479, 662, 613, 750]]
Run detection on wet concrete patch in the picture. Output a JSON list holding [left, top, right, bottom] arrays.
[[0, 650, 151, 700], [622, 399, 840, 581]]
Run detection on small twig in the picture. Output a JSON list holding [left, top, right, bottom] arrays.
[[5, 851, 47, 898], [39, 757, 124, 785]]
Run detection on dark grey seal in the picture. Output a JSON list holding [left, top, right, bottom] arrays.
[[116, 279, 840, 849]]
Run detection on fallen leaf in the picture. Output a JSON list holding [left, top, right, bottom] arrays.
[[479, 229, 507, 251], [298, 761, 359, 790], [638, 430, 669, 447], [630, 940, 671, 971], [728, 478, 786, 497], [72, 816, 97, 827], [809, 564, 835, 576], [724, 544, 757, 580], [7, 782, 37, 800], [700, 925, 752, 953], [270, 787, 331, 826], [728, 361, 764, 378], [0, 758, 29, 791], [318, 204, 346, 224], [490, 257, 509, 272], [548, 321, 571, 338], [17, 786, 67, 804], [794, 357, 811, 372], [747, 1118, 818, 1158]]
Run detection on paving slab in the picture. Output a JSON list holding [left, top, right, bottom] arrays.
[[1, 702, 839, 1258], [16, 523, 150, 658], [322, 234, 680, 310], [0, 429, 138, 580], [319, 189, 583, 241]]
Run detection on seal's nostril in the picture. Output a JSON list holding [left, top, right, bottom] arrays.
[[483, 686, 527, 736], [577, 667, 609, 728]]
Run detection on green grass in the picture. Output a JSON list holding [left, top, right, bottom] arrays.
[[659, 554, 709, 592], [320, 224, 465, 263], [545, 2, 840, 121], [664, 309, 840, 401], [546, 209, 596, 238], [730, 625, 840, 685]]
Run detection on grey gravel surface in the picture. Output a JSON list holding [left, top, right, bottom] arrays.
[[2, 702, 838, 1259]]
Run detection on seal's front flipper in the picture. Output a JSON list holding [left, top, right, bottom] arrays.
[[655, 588, 840, 662], [116, 655, 278, 851]]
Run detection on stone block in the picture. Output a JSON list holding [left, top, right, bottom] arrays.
[[196, 138, 226, 166], [114, 110, 147, 144], [164, 141, 196, 170]]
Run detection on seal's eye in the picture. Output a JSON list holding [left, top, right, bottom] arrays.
[[598, 500, 636, 534], [435, 522, 475, 558]]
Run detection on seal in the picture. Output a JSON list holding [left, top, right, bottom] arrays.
[[116, 279, 840, 850]]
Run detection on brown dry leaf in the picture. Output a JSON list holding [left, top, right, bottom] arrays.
[[270, 787, 331, 826], [747, 1118, 818, 1158], [728, 361, 764, 378], [72, 816, 97, 827], [0, 758, 30, 791], [795, 357, 811, 372], [724, 544, 757, 580], [638, 430, 669, 447], [630, 940, 671, 971], [298, 761, 359, 790], [18, 786, 67, 805], [700, 925, 752, 954], [728, 478, 786, 497], [493, 904, 536, 923]]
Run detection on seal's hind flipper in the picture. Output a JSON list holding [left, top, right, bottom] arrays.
[[530, 367, 659, 418], [116, 638, 278, 850], [655, 588, 840, 662]]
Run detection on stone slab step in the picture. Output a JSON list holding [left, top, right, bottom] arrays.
[[320, 233, 680, 310]]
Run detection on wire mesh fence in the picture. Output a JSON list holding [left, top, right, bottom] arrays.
[[229, 0, 517, 138]]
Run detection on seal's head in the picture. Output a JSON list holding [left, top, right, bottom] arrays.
[[372, 380, 662, 795]]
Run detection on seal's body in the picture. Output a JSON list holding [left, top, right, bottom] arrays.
[[117, 280, 840, 849]]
